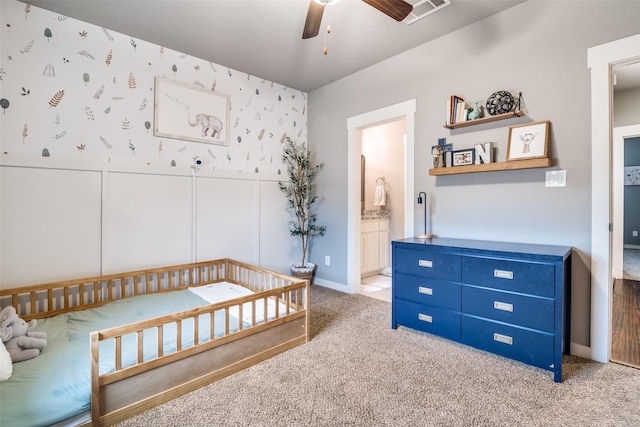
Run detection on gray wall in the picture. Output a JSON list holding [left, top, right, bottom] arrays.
[[615, 87, 640, 127], [625, 137, 640, 246], [307, 1, 640, 347]]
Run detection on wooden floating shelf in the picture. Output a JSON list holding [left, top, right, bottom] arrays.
[[444, 111, 525, 129], [429, 157, 552, 176]]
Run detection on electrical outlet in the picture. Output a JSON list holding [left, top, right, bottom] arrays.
[[325, 256, 331, 266], [633, 231, 638, 237]]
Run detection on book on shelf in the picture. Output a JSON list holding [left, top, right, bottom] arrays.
[[446, 95, 467, 125]]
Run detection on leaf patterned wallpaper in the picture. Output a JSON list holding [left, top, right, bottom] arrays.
[[0, 2, 306, 173]]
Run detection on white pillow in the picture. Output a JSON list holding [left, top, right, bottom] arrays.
[[0, 340, 12, 380]]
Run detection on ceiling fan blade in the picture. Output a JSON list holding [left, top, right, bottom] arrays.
[[302, 1, 325, 39], [362, 0, 413, 21]]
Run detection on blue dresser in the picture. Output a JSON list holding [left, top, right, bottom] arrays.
[[392, 237, 571, 382]]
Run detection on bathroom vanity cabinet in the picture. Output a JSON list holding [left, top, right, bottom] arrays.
[[361, 218, 390, 276]]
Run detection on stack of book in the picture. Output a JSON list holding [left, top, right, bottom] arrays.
[[446, 95, 468, 125]]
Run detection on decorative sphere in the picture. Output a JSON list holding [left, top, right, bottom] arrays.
[[485, 91, 515, 115]]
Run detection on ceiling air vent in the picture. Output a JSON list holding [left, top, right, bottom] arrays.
[[404, 0, 451, 25]]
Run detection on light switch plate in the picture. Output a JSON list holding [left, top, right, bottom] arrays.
[[545, 170, 566, 187]]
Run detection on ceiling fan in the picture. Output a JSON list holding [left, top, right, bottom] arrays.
[[302, 0, 413, 39]]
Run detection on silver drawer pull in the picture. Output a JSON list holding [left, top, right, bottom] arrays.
[[418, 313, 433, 323], [418, 259, 433, 268], [494, 269, 514, 279], [493, 301, 514, 312], [493, 333, 513, 345], [418, 286, 433, 295]]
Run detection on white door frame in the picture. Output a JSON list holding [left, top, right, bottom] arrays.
[[346, 100, 416, 294], [588, 33, 640, 363], [613, 125, 640, 278]]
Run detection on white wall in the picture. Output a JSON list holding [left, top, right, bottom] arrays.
[[308, 1, 640, 348], [0, 1, 305, 287]]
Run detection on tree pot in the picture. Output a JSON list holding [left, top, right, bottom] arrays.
[[291, 262, 316, 285]]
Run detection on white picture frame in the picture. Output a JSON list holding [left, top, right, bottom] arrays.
[[507, 121, 549, 161], [154, 77, 230, 146]]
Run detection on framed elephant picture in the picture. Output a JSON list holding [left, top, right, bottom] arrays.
[[154, 77, 230, 146]]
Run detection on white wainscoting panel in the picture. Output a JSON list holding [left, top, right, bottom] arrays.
[[0, 166, 102, 287], [258, 180, 297, 275], [196, 177, 259, 264], [104, 171, 192, 272]]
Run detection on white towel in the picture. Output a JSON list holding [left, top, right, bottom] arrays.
[[374, 184, 386, 206]]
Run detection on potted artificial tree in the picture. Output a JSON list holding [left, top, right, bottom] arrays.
[[278, 137, 326, 284]]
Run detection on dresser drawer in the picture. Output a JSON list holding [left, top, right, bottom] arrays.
[[461, 256, 555, 298], [461, 286, 554, 332], [461, 315, 554, 371], [395, 299, 460, 341], [394, 247, 460, 281], [395, 273, 461, 310]]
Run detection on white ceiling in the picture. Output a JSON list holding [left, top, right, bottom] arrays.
[[24, 0, 526, 92]]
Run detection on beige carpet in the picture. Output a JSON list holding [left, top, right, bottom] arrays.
[[117, 286, 640, 426]]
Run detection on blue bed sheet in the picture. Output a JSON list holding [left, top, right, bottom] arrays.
[[0, 289, 241, 427]]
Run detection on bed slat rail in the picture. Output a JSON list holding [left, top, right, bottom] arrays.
[[1, 259, 308, 427], [0, 259, 234, 320], [91, 264, 308, 426], [95, 283, 306, 361]]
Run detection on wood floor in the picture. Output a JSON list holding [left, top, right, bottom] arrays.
[[611, 279, 640, 369]]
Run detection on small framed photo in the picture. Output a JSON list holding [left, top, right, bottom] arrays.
[[452, 149, 475, 166], [507, 121, 549, 161]]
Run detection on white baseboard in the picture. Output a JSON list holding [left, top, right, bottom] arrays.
[[570, 342, 599, 361], [313, 277, 351, 293]]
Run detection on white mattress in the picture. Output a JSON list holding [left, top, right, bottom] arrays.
[[188, 282, 293, 324]]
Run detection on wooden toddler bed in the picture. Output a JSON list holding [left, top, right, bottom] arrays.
[[0, 259, 309, 426]]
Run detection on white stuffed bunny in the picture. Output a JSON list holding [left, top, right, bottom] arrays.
[[0, 339, 12, 380], [0, 306, 47, 363]]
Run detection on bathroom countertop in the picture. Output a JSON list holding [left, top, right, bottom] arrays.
[[361, 209, 391, 220]]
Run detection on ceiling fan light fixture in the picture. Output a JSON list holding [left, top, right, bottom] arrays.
[[313, 0, 341, 5], [304, 0, 412, 40]]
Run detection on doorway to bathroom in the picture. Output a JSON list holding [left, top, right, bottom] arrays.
[[346, 99, 416, 299], [359, 120, 406, 302]]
